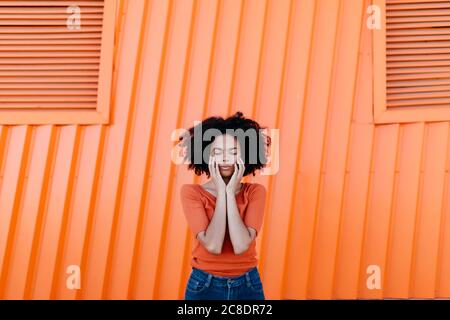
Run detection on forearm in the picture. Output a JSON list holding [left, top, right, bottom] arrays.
[[201, 189, 227, 254], [226, 189, 252, 254]]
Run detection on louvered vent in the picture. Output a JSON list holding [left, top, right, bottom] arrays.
[[0, 0, 106, 111], [386, 0, 450, 109]]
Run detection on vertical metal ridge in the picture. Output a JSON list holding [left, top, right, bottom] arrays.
[[435, 123, 450, 297], [331, 0, 366, 298], [23, 125, 58, 300], [49, 125, 82, 299], [0, 126, 33, 298], [75, 125, 108, 300], [281, 0, 318, 299], [226, 0, 245, 116], [381, 124, 403, 299], [152, 0, 199, 300], [101, 0, 152, 299], [305, 0, 342, 299]]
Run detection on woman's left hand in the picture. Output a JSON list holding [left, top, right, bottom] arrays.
[[226, 157, 245, 194]]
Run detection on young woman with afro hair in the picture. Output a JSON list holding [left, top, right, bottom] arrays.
[[178, 111, 271, 300]]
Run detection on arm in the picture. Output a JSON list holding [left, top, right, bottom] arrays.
[[197, 189, 227, 255], [197, 156, 228, 254], [226, 156, 258, 255], [227, 188, 256, 255]]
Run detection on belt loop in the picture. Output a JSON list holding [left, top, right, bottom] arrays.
[[206, 274, 213, 287], [245, 272, 251, 284]]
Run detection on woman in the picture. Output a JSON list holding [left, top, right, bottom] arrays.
[[179, 111, 270, 300]]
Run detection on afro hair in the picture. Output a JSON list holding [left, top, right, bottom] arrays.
[[178, 111, 271, 178]]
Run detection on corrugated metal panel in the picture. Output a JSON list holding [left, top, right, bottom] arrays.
[[0, 0, 449, 300]]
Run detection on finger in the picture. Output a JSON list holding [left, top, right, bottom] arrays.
[[228, 163, 236, 181], [209, 156, 216, 179], [213, 157, 219, 179], [236, 156, 241, 168], [237, 157, 244, 174], [214, 158, 220, 177], [215, 162, 222, 179]]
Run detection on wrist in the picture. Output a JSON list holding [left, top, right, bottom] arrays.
[[225, 187, 235, 195], [217, 187, 227, 195]]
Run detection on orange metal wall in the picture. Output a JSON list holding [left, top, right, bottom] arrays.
[[0, 0, 449, 300]]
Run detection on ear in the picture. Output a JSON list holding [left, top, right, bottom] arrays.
[[247, 227, 257, 241]]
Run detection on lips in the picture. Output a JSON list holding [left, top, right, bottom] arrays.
[[219, 165, 233, 170]]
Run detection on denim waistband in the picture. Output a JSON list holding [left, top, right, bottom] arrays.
[[190, 267, 260, 288]]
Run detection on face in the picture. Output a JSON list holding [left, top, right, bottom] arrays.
[[210, 134, 241, 178]]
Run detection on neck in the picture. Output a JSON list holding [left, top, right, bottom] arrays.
[[222, 176, 231, 184]]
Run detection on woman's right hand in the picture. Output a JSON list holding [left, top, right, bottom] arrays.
[[209, 155, 227, 193]]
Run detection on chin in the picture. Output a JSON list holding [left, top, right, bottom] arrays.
[[220, 172, 233, 178]]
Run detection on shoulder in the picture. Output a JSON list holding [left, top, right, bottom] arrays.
[[246, 182, 266, 197], [180, 184, 198, 197]]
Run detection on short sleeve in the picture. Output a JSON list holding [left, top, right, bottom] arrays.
[[244, 183, 267, 236], [180, 184, 210, 238]]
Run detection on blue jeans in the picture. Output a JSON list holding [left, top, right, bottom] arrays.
[[184, 267, 265, 300]]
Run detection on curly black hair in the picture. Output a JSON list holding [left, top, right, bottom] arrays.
[[178, 111, 271, 178]]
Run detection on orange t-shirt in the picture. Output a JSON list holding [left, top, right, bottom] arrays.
[[180, 182, 266, 277]]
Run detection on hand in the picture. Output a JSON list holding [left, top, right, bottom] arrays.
[[226, 156, 245, 194], [209, 155, 227, 193]]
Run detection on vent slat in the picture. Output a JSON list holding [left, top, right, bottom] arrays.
[[0, 76, 98, 83], [0, 45, 101, 51], [0, 39, 101, 45], [387, 60, 450, 67], [387, 48, 450, 55], [387, 40, 450, 48], [388, 15, 450, 23], [387, 78, 450, 87], [0, 19, 103, 26], [388, 72, 450, 81], [0, 57, 100, 64], [0, 52, 100, 58], [387, 84, 450, 93], [0, 70, 99, 77], [0, 7, 103, 14], [0, 1, 104, 6], [0, 26, 102, 33], [388, 66, 450, 74], [0, 64, 99, 71], [0, 96, 97, 103], [387, 91, 450, 100], [387, 97, 450, 107], [0, 13, 103, 20], [0, 89, 97, 95], [387, 1, 450, 11], [387, 53, 450, 61], [0, 83, 98, 89], [388, 34, 450, 41], [387, 9, 450, 16], [0, 102, 97, 109]]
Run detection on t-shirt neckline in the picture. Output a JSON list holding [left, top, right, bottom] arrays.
[[196, 182, 247, 200]]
